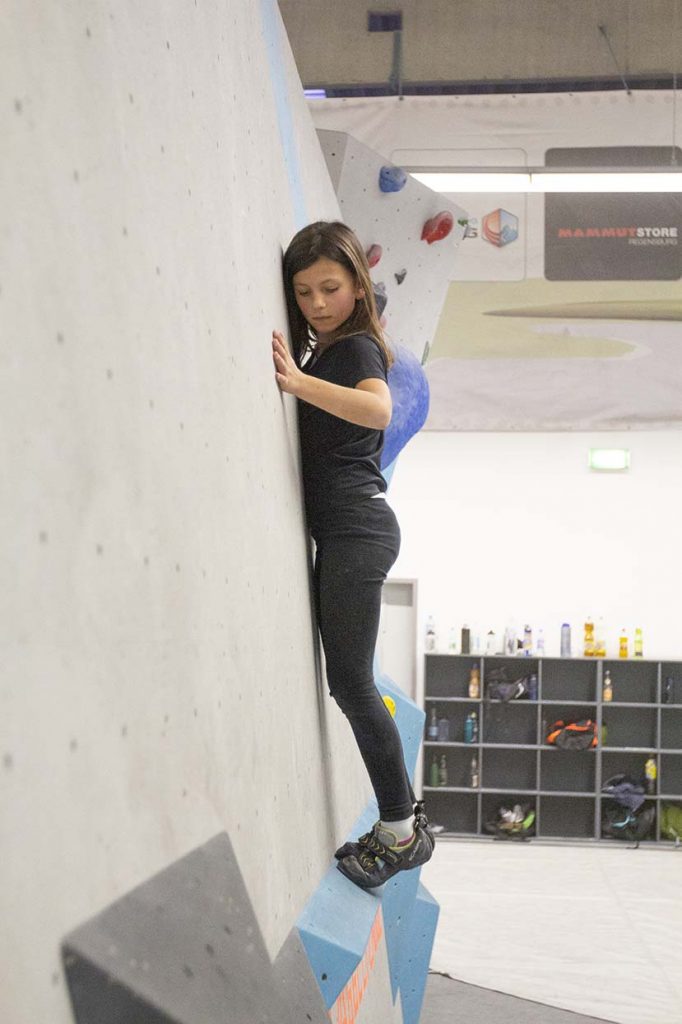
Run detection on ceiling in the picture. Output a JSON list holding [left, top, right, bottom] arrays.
[[278, 0, 682, 96]]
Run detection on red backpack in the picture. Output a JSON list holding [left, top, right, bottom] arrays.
[[546, 719, 598, 750]]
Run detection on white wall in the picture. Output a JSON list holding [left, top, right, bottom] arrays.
[[388, 430, 682, 661]]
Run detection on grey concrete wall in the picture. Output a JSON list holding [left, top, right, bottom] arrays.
[[0, 3, 373, 1021], [279, 0, 682, 86]]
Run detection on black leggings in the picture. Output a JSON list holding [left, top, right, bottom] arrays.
[[311, 497, 415, 821]]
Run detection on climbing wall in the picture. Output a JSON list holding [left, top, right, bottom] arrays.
[[317, 129, 468, 366], [1, 3, 439, 1023]]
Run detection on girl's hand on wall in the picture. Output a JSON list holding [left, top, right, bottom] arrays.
[[272, 330, 304, 396]]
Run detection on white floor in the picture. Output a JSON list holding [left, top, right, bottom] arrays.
[[421, 839, 682, 1024]]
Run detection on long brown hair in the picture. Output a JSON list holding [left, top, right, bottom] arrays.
[[282, 221, 394, 371]]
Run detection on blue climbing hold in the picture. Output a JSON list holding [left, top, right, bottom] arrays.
[[383, 345, 430, 468], [379, 165, 408, 193]]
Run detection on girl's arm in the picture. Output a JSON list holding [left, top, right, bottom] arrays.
[[272, 330, 391, 430]]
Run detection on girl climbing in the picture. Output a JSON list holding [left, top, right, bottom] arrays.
[[272, 220, 434, 890]]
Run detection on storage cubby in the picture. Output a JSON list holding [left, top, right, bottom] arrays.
[[481, 792, 535, 833], [427, 789, 478, 834], [602, 659, 658, 703], [601, 704, 657, 749], [660, 754, 682, 797], [423, 654, 682, 844], [661, 708, 682, 750], [483, 701, 537, 745], [540, 748, 596, 793], [482, 747, 536, 791], [542, 659, 596, 702], [538, 795, 596, 838]]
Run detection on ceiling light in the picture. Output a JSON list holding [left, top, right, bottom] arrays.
[[410, 168, 682, 193], [588, 448, 631, 472]]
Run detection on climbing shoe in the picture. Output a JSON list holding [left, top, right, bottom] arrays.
[[336, 819, 433, 890], [334, 800, 435, 861]]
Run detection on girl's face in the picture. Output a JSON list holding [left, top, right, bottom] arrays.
[[292, 257, 364, 342]]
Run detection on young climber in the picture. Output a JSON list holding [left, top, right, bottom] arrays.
[[272, 220, 434, 889]]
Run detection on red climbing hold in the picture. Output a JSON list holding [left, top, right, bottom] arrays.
[[366, 244, 382, 268], [421, 211, 454, 245]]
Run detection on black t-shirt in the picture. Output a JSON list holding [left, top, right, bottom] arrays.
[[297, 332, 388, 527]]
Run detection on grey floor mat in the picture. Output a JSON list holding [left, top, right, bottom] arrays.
[[420, 972, 615, 1024]]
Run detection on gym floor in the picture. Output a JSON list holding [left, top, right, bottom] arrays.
[[420, 839, 682, 1024]]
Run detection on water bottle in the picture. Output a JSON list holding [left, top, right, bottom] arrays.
[[523, 624, 532, 656], [460, 624, 471, 655], [528, 673, 538, 701], [644, 756, 657, 795], [560, 622, 571, 658], [425, 615, 437, 652], [427, 706, 438, 739], [536, 629, 545, 656], [437, 717, 450, 742]]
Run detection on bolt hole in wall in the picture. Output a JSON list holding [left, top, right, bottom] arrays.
[[385, 430, 682, 844]]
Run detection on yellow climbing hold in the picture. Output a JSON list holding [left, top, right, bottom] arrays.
[[382, 695, 396, 717]]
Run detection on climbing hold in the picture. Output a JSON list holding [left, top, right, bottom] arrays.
[[383, 345, 430, 470], [394, 268, 407, 285], [372, 282, 388, 317], [421, 211, 454, 245], [382, 695, 397, 717], [379, 165, 407, 193], [366, 244, 383, 268]]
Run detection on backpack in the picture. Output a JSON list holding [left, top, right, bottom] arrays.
[[602, 802, 655, 842], [545, 719, 598, 750], [485, 667, 529, 702], [660, 803, 682, 842]]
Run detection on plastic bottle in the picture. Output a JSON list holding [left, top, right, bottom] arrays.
[[437, 717, 450, 742], [584, 617, 595, 657], [664, 676, 675, 704], [603, 669, 613, 702], [460, 624, 471, 655], [471, 710, 479, 742], [504, 624, 516, 656], [425, 615, 436, 652], [447, 627, 458, 653], [595, 617, 606, 658], [429, 755, 439, 787], [468, 662, 481, 699], [528, 673, 538, 701], [485, 629, 497, 655], [470, 755, 479, 788], [619, 628, 628, 659], [438, 754, 448, 787], [536, 629, 545, 656], [634, 628, 643, 658], [560, 622, 571, 658], [644, 756, 657, 795], [523, 624, 533, 656], [428, 706, 438, 739], [464, 713, 474, 744]]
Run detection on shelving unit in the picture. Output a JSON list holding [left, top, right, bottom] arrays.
[[422, 654, 682, 845]]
